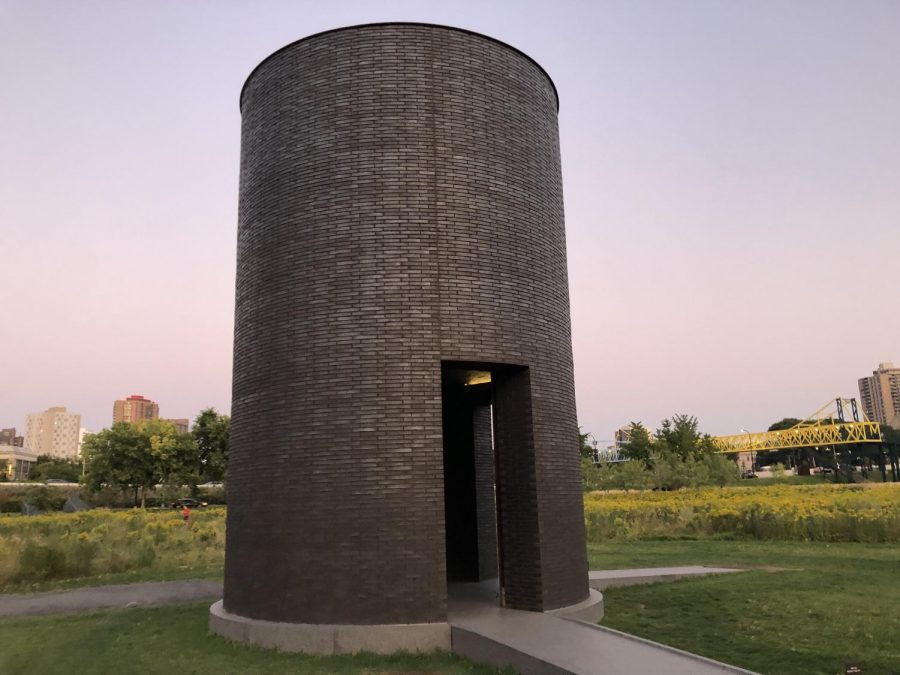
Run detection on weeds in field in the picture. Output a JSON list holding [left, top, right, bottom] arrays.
[[0, 508, 225, 587], [584, 484, 900, 542]]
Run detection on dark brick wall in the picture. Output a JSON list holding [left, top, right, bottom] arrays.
[[225, 23, 588, 626]]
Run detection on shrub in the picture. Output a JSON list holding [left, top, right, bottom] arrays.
[[15, 542, 67, 581], [582, 458, 603, 491], [0, 508, 226, 588], [586, 452, 739, 491], [591, 459, 653, 491], [0, 500, 22, 514], [23, 485, 66, 512], [67, 537, 100, 576]]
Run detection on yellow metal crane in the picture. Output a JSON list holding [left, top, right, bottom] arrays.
[[713, 398, 882, 454]]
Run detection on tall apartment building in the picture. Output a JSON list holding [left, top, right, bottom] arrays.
[[164, 418, 190, 434], [858, 362, 900, 427], [0, 428, 24, 447], [24, 407, 82, 459], [113, 395, 159, 425]]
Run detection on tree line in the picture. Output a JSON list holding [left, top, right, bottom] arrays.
[[581, 414, 900, 491], [581, 414, 740, 491], [13, 409, 230, 506]]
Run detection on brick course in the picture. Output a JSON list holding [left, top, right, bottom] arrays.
[[224, 23, 588, 627]]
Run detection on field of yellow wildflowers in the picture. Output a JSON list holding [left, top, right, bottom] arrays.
[[0, 507, 225, 588], [2, 483, 897, 590], [584, 483, 900, 542]]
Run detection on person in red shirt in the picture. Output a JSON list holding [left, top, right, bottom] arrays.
[[182, 505, 190, 524]]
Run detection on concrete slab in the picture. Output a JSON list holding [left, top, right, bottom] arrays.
[[589, 565, 743, 590], [449, 596, 753, 674], [547, 588, 605, 624], [208, 600, 451, 655], [448, 575, 754, 674]]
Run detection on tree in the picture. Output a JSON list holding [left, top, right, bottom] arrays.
[[192, 409, 230, 483], [82, 420, 199, 507], [581, 456, 602, 490], [27, 455, 81, 482], [654, 415, 717, 460], [147, 419, 200, 489], [619, 422, 653, 467], [757, 419, 801, 468], [82, 424, 147, 503], [764, 417, 831, 469], [882, 425, 900, 447], [768, 418, 802, 432], [588, 414, 740, 491]]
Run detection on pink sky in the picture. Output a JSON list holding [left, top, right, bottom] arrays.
[[1, 1, 898, 441]]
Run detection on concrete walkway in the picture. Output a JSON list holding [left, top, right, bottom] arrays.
[[449, 579, 753, 675], [0, 579, 222, 618], [589, 565, 743, 590]]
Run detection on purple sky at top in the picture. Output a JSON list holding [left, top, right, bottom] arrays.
[[1, 1, 898, 440]]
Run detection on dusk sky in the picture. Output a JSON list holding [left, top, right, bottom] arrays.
[[1, 1, 898, 441]]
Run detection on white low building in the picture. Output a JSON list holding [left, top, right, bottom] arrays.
[[0, 445, 39, 481]]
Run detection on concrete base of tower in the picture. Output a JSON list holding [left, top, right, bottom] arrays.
[[547, 588, 605, 624], [208, 601, 451, 654]]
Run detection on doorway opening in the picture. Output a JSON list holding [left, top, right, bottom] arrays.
[[441, 362, 542, 610]]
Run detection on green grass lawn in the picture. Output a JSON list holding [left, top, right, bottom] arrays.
[[1, 563, 223, 594], [590, 540, 900, 675], [0, 563, 225, 596], [0, 602, 507, 675]]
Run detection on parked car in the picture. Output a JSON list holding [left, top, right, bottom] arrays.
[[740, 470, 758, 479], [172, 498, 208, 509]]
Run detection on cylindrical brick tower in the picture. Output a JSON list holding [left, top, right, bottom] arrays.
[[211, 23, 590, 654]]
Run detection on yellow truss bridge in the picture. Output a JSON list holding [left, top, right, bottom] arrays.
[[713, 398, 882, 454]]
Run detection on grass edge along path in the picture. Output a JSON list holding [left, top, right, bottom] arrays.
[[0, 562, 223, 595], [0, 601, 510, 675], [591, 540, 900, 675]]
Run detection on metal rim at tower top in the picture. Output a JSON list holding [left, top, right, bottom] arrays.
[[215, 23, 589, 654], [238, 22, 560, 111]]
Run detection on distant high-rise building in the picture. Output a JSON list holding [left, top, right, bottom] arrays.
[[858, 362, 900, 427], [113, 395, 160, 425], [0, 428, 24, 447], [24, 407, 81, 459], [163, 418, 190, 434]]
